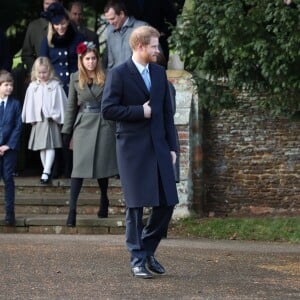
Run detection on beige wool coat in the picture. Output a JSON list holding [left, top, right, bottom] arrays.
[[61, 72, 118, 178]]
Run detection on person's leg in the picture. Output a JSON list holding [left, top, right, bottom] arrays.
[[43, 149, 55, 174], [40, 149, 46, 168], [66, 177, 83, 227], [97, 177, 109, 218], [126, 207, 147, 267], [41, 149, 55, 182], [142, 205, 174, 255], [126, 207, 153, 278], [51, 148, 63, 178], [141, 168, 175, 274], [3, 150, 17, 225], [141, 205, 174, 274], [62, 148, 73, 178]]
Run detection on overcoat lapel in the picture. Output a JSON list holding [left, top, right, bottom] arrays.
[[126, 59, 150, 98], [89, 83, 103, 101], [73, 72, 103, 102]]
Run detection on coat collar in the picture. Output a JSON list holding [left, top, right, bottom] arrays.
[[73, 72, 103, 100], [126, 58, 152, 97]]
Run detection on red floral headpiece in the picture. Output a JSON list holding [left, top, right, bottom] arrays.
[[76, 41, 96, 56]]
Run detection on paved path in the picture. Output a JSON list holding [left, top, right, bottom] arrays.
[[1, 234, 300, 299]]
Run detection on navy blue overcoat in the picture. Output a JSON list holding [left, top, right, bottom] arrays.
[[102, 59, 179, 208], [39, 28, 84, 94]]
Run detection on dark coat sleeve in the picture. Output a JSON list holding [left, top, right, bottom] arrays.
[[4, 99, 23, 150], [102, 68, 145, 121], [39, 37, 49, 57]]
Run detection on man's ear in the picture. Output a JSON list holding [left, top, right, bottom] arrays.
[[120, 11, 125, 18], [136, 43, 144, 51]]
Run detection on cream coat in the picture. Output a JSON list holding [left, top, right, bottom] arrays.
[[22, 79, 67, 124]]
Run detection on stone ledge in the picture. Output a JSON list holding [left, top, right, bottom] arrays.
[[0, 214, 127, 234], [0, 214, 148, 234], [0, 177, 122, 187], [0, 194, 124, 206]]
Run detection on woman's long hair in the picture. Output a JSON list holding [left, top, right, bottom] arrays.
[[77, 48, 105, 89]]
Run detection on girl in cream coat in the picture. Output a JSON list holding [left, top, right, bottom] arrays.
[[22, 56, 67, 183]]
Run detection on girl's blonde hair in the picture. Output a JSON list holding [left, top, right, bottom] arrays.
[[77, 48, 105, 89], [31, 56, 58, 82]]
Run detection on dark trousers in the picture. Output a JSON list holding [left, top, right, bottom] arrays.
[[0, 150, 17, 214], [125, 205, 174, 267]]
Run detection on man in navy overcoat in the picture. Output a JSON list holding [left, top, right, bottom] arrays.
[[102, 25, 179, 279]]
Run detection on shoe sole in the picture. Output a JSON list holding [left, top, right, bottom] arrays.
[[132, 273, 153, 279]]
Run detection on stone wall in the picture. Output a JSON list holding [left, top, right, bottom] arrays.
[[203, 96, 300, 216], [167, 70, 201, 218]]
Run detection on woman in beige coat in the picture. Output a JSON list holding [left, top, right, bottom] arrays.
[[61, 41, 118, 227]]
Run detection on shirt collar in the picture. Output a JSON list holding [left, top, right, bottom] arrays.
[[0, 96, 8, 105], [132, 57, 149, 75], [114, 17, 130, 32], [122, 17, 129, 28]]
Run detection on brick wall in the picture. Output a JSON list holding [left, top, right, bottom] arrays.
[[203, 96, 300, 216], [167, 71, 299, 218]]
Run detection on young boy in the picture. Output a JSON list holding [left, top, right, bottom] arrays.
[[0, 70, 22, 225]]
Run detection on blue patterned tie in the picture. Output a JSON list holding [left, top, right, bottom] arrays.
[[141, 68, 151, 91]]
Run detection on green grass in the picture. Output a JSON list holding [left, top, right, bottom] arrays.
[[170, 216, 300, 243]]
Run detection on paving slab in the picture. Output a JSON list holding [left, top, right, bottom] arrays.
[[0, 234, 300, 300]]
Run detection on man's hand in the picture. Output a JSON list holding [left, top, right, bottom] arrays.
[[143, 100, 151, 119], [0, 145, 10, 156], [170, 151, 177, 164]]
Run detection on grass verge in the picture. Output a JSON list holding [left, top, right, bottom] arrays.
[[169, 216, 300, 243]]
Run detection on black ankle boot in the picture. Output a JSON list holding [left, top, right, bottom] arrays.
[[66, 210, 76, 227], [5, 211, 15, 226], [97, 197, 109, 218]]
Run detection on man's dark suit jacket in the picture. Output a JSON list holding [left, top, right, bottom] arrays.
[[0, 96, 22, 150]]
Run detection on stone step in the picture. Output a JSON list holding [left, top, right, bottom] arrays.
[[0, 214, 127, 234], [0, 177, 129, 234], [0, 177, 125, 215], [0, 177, 122, 192], [0, 192, 123, 204]]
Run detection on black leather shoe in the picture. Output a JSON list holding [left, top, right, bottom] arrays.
[[146, 256, 165, 274], [66, 210, 76, 227], [40, 173, 51, 184], [131, 266, 153, 279]]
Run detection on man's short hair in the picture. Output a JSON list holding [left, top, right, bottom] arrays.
[[104, 0, 128, 15], [68, 1, 83, 11], [129, 26, 160, 50], [0, 69, 13, 85]]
